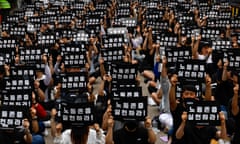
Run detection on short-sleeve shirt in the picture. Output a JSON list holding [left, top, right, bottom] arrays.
[[113, 126, 149, 144]]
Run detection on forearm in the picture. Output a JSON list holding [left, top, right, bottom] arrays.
[[204, 85, 212, 101], [147, 128, 157, 144], [169, 85, 177, 111], [105, 127, 114, 144], [221, 66, 228, 81], [34, 88, 45, 102], [31, 119, 39, 133], [220, 120, 227, 139], [231, 92, 239, 116], [24, 128, 32, 143], [176, 120, 186, 139]]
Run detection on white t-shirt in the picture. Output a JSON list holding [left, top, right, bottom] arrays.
[[53, 128, 105, 144]]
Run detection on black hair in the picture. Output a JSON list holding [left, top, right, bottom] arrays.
[[71, 126, 89, 144], [182, 85, 197, 94]]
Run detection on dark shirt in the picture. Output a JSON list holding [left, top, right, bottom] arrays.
[[0, 129, 27, 144], [113, 126, 149, 144], [171, 103, 186, 144], [183, 123, 217, 144]]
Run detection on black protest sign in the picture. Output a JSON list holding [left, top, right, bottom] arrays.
[[101, 48, 124, 74], [72, 31, 89, 43], [41, 15, 50, 24], [10, 65, 36, 78], [18, 46, 42, 65], [186, 100, 221, 126], [1, 90, 32, 107], [95, 2, 108, 10], [34, 1, 44, 10], [201, 27, 220, 41], [177, 59, 206, 83], [60, 72, 88, 92], [28, 16, 42, 31], [116, 7, 130, 18], [85, 16, 101, 35], [102, 34, 125, 49], [111, 61, 138, 88], [0, 50, 14, 66], [6, 15, 19, 23], [212, 40, 231, 51], [157, 33, 178, 49], [223, 48, 240, 72], [112, 87, 142, 99], [218, 10, 231, 19], [175, 81, 203, 99], [57, 13, 73, 24], [1, 22, 10, 32], [177, 12, 194, 25], [0, 105, 30, 130], [107, 27, 128, 35], [13, 9, 25, 20], [215, 18, 231, 28], [61, 44, 86, 68], [10, 25, 26, 36], [60, 102, 95, 128], [0, 38, 17, 49], [165, 46, 191, 67], [231, 18, 240, 29], [120, 17, 137, 33], [3, 76, 33, 91], [37, 33, 56, 46], [111, 96, 147, 121], [55, 28, 75, 40]]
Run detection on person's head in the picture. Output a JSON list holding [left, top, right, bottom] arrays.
[[199, 41, 211, 55], [181, 85, 197, 99], [71, 126, 90, 144]]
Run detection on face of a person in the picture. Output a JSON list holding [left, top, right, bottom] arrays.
[[182, 90, 196, 99]]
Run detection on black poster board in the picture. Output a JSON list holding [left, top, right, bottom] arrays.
[[60, 72, 88, 92], [18, 46, 42, 65], [112, 87, 142, 99], [165, 46, 191, 67], [10, 65, 36, 78], [102, 34, 125, 49], [175, 81, 203, 99], [0, 105, 30, 130], [224, 48, 240, 72], [61, 43, 86, 68], [111, 96, 148, 121], [111, 61, 138, 88], [1, 90, 32, 107], [10, 25, 26, 37], [3, 76, 33, 91], [177, 59, 206, 83], [186, 100, 221, 126], [60, 102, 95, 128]]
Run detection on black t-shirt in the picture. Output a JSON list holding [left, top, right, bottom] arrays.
[[183, 123, 217, 144], [171, 103, 186, 144], [113, 126, 149, 144], [230, 100, 240, 144], [0, 130, 27, 144], [215, 80, 234, 107]]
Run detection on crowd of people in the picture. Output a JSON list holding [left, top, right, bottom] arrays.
[[0, 0, 240, 144]]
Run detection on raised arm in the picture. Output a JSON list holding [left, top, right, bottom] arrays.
[[175, 112, 187, 139], [231, 84, 239, 116], [192, 34, 201, 59], [204, 74, 212, 101]]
